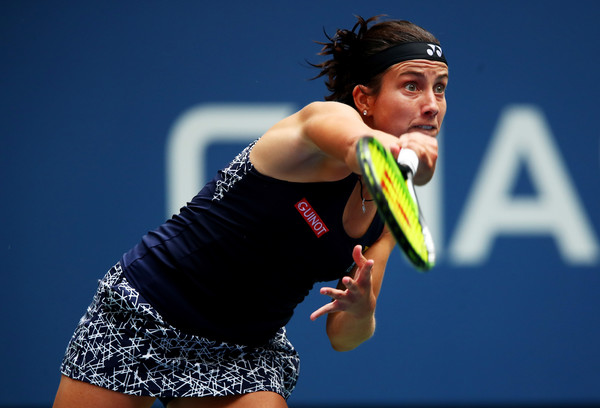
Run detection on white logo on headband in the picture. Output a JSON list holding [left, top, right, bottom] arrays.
[[427, 44, 443, 58]]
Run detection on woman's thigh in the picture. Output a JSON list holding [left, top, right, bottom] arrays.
[[53, 375, 156, 408], [168, 391, 287, 408]]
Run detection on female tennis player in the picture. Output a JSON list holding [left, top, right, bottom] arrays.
[[53, 15, 448, 408]]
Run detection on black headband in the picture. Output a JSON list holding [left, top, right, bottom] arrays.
[[358, 42, 448, 82]]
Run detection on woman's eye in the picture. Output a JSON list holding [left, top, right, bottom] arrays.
[[404, 83, 417, 92]]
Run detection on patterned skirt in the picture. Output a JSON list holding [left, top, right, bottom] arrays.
[[60, 263, 300, 401]]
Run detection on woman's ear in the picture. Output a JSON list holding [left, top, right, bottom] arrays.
[[352, 85, 372, 115]]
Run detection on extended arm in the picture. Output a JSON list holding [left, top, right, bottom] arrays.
[[251, 101, 438, 185], [310, 230, 396, 351]]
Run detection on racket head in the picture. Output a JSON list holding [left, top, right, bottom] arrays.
[[356, 136, 435, 271]]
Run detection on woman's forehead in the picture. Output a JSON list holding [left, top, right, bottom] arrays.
[[388, 60, 449, 77]]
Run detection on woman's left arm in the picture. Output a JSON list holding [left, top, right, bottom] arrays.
[[310, 230, 396, 351]]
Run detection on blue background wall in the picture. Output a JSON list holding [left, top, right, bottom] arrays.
[[1, 1, 599, 406]]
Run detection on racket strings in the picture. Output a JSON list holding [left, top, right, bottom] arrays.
[[370, 145, 429, 262]]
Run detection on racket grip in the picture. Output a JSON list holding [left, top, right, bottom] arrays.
[[397, 148, 419, 175]]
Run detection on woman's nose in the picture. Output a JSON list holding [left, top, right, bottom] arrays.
[[421, 90, 439, 117]]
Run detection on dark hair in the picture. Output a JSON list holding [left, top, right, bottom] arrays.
[[311, 15, 441, 108]]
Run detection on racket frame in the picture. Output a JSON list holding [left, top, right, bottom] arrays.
[[356, 136, 435, 271]]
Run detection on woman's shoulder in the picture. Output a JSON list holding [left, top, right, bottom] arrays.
[[299, 100, 357, 118], [250, 101, 358, 182]]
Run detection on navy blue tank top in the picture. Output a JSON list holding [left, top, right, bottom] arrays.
[[121, 141, 384, 345]]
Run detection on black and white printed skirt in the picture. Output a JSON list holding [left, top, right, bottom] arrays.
[[60, 263, 300, 402]]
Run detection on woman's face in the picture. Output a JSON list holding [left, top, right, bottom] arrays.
[[366, 59, 448, 138]]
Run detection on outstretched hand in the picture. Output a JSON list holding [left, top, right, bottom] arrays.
[[310, 245, 376, 321]]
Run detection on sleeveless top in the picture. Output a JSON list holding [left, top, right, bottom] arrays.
[[121, 141, 385, 345]]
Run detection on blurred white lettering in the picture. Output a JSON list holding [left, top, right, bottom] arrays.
[[449, 105, 599, 265], [166, 104, 599, 266], [165, 104, 294, 217]]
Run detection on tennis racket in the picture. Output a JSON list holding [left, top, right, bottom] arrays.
[[356, 136, 435, 271]]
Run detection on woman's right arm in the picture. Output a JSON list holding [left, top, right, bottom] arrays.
[[301, 101, 439, 185], [251, 101, 391, 182], [251, 101, 437, 184]]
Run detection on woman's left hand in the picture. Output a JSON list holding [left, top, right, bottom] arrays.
[[310, 245, 376, 321]]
